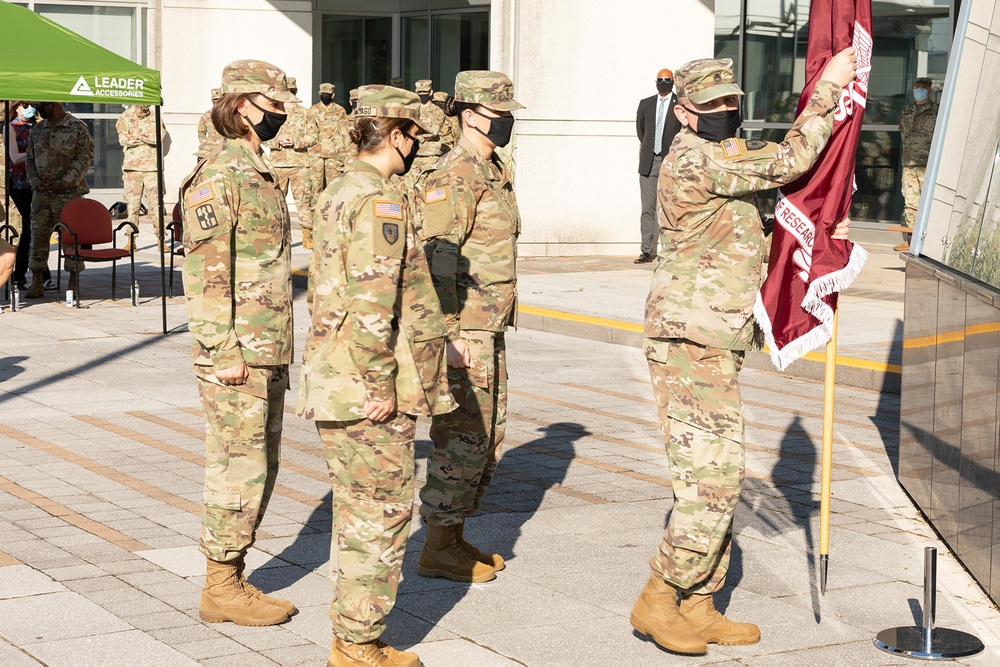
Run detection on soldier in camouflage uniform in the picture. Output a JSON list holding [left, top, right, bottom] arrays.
[[180, 60, 300, 628], [347, 88, 359, 120], [431, 91, 459, 152], [24, 101, 93, 299], [897, 77, 939, 251], [307, 82, 355, 231], [631, 54, 856, 655], [263, 77, 318, 248], [116, 104, 168, 247], [298, 85, 453, 667], [401, 79, 449, 188], [196, 88, 224, 159], [416, 71, 524, 584]]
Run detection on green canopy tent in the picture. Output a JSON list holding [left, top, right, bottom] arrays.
[[0, 2, 170, 332]]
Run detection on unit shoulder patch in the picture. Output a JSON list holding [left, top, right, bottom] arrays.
[[746, 139, 768, 151]]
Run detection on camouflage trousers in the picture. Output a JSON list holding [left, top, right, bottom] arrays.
[[30, 191, 82, 275], [122, 170, 160, 235], [197, 365, 288, 563], [901, 164, 926, 228], [420, 330, 507, 525], [317, 412, 416, 643], [275, 165, 314, 231], [309, 156, 345, 201], [644, 337, 745, 594]]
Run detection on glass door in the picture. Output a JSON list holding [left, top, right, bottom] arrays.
[[321, 15, 392, 105]]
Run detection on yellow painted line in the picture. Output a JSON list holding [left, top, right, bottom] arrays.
[[518, 304, 645, 333], [292, 267, 309, 277], [903, 321, 1000, 350], [519, 304, 901, 375]]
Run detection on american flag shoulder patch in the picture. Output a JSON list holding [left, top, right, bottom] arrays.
[[188, 185, 214, 207], [425, 187, 447, 204], [721, 138, 743, 158], [374, 200, 403, 220]]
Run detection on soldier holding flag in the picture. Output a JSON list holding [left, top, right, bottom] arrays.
[[630, 50, 857, 655]]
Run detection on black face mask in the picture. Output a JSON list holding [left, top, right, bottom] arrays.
[[36, 103, 54, 119], [418, 93, 431, 104], [656, 82, 673, 95], [394, 133, 420, 175], [319, 93, 333, 105], [351, 101, 358, 112], [471, 109, 515, 148], [686, 107, 742, 143], [246, 97, 287, 143]]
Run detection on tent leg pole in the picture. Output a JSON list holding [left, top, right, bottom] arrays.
[[156, 104, 166, 334]]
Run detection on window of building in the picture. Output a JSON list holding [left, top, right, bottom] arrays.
[[716, 0, 953, 225]]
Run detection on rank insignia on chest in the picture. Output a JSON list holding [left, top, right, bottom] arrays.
[[374, 200, 403, 220], [425, 187, 447, 204], [188, 185, 213, 207], [382, 222, 399, 245], [721, 138, 743, 157], [194, 204, 219, 231]]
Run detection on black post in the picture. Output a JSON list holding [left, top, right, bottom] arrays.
[[155, 103, 166, 334], [3, 100, 14, 311]]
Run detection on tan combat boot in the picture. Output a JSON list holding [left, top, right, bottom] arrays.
[[302, 227, 314, 250], [629, 574, 707, 654], [199, 558, 289, 626], [417, 523, 496, 583], [235, 556, 297, 616], [328, 636, 422, 667], [455, 522, 505, 571], [25, 274, 44, 299], [679, 592, 760, 645]]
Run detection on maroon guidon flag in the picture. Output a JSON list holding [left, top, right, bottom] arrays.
[[754, 0, 872, 370]]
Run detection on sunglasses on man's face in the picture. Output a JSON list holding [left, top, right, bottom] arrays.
[[656, 78, 673, 84]]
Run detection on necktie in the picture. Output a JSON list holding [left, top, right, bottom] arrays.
[[654, 95, 667, 154]]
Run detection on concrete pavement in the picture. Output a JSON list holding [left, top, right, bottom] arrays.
[[0, 235, 995, 666]]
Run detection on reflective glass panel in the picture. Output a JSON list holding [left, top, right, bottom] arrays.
[[402, 16, 431, 90], [431, 12, 489, 96]]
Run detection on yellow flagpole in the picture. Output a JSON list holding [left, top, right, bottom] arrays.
[[819, 307, 838, 595]]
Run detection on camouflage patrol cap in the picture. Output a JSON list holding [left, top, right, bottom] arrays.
[[675, 58, 744, 104], [914, 77, 933, 88], [415, 79, 433, 93], [431, 91, 449, 103], [287, 76, 298, 92], [454, 70, 525, 111], [220, 60, 300, 103], [349, 88, 359, 102], [355, 85, 430, 135], [319, 83, 335, 94], [210, 88, 222, 101]]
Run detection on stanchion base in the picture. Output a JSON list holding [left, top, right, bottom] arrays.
[[874, 626, 984, 660]]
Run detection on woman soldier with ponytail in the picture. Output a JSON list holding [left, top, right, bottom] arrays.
[[297, 85, 453, 667], [416, 71, 524, 584]]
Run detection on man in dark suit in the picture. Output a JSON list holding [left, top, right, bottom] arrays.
[[635, 69, 681, 263]]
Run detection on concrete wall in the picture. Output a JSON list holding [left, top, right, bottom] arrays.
[[491, 0, 715, 256], [155, 0, 313, 199]]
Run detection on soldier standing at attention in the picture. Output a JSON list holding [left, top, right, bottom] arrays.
[[180, 60, 299, 627], [430, 91, 459, 151], [347, 88, 359, 119], [896, 76, 938, 252], [403, 79, 448, 187], [116, 104, 168, 250], [196, 88, 224, 159], [264, 77, 319, 248], [416, 71, 523, 584], [631, 51, 857, 655], [298, 85, 453, 667], [24, 101, 92, 299], [307, 83, 350, 211]]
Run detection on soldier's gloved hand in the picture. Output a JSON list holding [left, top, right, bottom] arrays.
[[446, 339, 471, 368], [364, 397, 396, 423], [831, 216, 852, 240], [215, 361, 248, 386], [821, 47, 857, 88]]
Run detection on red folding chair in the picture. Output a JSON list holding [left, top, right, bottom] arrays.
[[167, 202, 185, 297], [54, 198, 138, 308]]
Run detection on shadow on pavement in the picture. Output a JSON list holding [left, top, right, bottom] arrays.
[[393, 421, 590, 647]]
